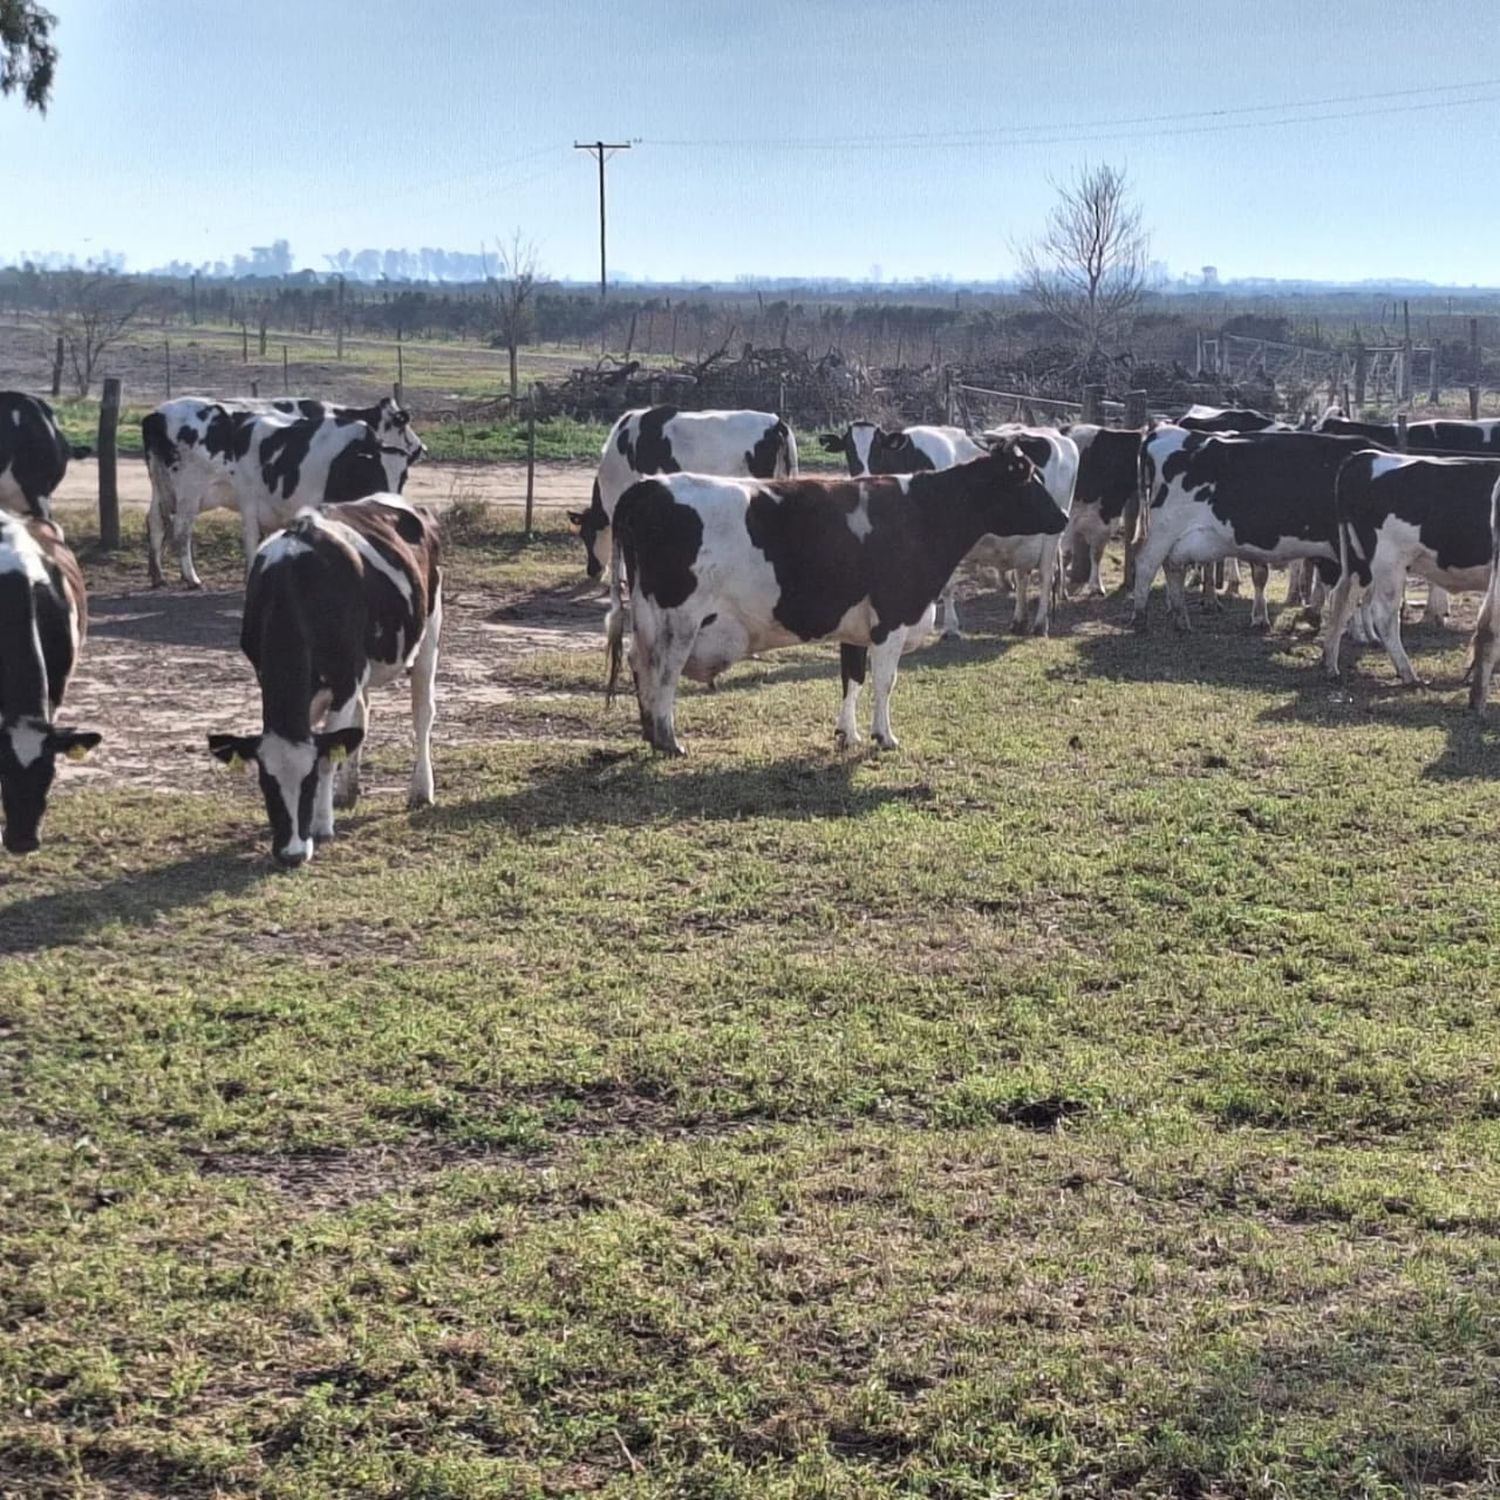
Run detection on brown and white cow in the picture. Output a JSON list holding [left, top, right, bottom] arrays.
[[208, 495, 442, 867]]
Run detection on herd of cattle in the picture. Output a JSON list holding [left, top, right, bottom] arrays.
[[4, 385, 1500, 865]]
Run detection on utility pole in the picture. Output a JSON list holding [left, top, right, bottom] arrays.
[[573, 140, 632, 299]]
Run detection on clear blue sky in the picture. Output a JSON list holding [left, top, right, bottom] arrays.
[[7, 0, 1500, 284]]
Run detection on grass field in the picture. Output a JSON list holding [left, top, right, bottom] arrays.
[[3, 513, 1500, 1498]]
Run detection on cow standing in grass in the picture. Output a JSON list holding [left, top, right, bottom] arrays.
[[605, 443, 1062, 755], [0, 514, 100, 853], [144, 396, 426, 588], [208, 495, 442, 868], [570, 407, 798, 581]]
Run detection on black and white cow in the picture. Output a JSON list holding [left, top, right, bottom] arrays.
[[0, 392, 88, 520], [1133, 427, 1374, 630], [818, 422, 989, 635], [207, 495, 442, 867], [1176, 404, 1286, 433], [1466, 477, 1500, 713], [1323, 451, 1500, 683], [570, 407, 798, 580], [144, 396, 426, 588], [1316, 406, 1500, 454], [1060, 424, 1142, 593], [0, 514, 100, 853], [603, 443, 1063, 755]]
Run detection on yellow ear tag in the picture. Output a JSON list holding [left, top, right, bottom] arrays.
[[66, 743, 89, 762], [228, 752, 244, 771], [328, 745, 348, 764]]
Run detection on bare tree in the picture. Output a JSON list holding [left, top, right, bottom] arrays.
[[485, 231, 544, 405], [45, 267, 148, 397], [1, 0, 56, 111], [1018, 163, 1149, 354]]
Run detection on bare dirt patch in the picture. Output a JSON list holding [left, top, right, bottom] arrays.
[[60, 554, 608, 798]]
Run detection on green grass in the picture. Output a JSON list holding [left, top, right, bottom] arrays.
[[49, 396, 847, 469], [4, 520, 1499, 1497]]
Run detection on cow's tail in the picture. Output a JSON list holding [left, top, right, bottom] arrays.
[[604, 506, 632, 706], [776, 419, 799, 478], [1465, 476, 1500, 696]]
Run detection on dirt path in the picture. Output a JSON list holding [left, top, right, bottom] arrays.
[[48, 458, 597, 513], [59, 561, 610, 799]]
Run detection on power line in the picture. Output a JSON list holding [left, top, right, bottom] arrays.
[[573, 141, 633, 299], [647, 76, 1500, 151]]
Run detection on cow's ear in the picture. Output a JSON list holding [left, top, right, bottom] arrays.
[[46, 728, 101, 762], [315, 727, 365, 764], [818, 434, 844, 452], [208, 732, 261, 768]]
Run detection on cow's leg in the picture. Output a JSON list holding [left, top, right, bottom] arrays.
[[1249, 565, 1272, 630], [939, 578, 961, 640], [1426, 583, 1452, 628], [173, 508, 203, 591], [1321, 572, 1364, 678], [330, 688, 370, 811], [634, 606, 694, 755], [836, 644, 866, 748], [869, 629, 908, 751], [1032, 540, 1058, 635], [1130, 526, 1175, 627], [406, 589, 442, 808], [312, 692, 364, 840], [1010, 567, 1030, 634], [1199, 559, 1222, 613], [1164, 564, 1191, 631], [1469, 587, 1500, 712], [1369, 572, 1421, 684], [1089, 537, 1106, 596], [146, 468, 171, 588], [1222, 558, 1243, 597], [240, 506, 263, 584]]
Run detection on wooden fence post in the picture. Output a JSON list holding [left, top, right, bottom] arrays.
[[1124, 389, 1148, 429], [1081, 384, 1104, 425], [50, 335, 64, 397], [1400, 300, 1413, 404], [524, 386, 537, 536], [336, 276, 345, 360], [164, 338, 172, 398], [1471, 318, 1481, 420], [258, 315, 268, 358], [395, 337, 404, 407], [1353, 344, 1368, 409], [1396, 413, 1408, 452], [250, 379, 259, 398], [283, 344, 290, 394], [98, 377, 121, 551]]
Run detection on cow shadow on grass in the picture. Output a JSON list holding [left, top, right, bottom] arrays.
[[420, 749, 929, 835], [0, 841, 270, 956], [86, 589, 243, 651]]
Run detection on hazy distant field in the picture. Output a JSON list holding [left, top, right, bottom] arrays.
[[4, 502, 1498, 1498]]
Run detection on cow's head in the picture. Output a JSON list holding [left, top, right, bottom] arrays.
[[208, 726, 365, 868], [823, 423, 931, 478], [374, 399, 427, 468], [569, 480, 610, 579], [0, 719, 100, 855]]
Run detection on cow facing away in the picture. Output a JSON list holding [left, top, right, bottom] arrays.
[[818, 422, 987, 635], [1133, 427, 1373, 630], [1060, 424, 1142, 594], [144, 396, 426, 588], [0, 514, 100, 853], [1176, 404, 1286, 433], [0, 392, 88, 520], [604, 442, 1062, 756], [208, 495, 442, 867], [570, 407, 798, 580], [1323, 451, 1500, 684]]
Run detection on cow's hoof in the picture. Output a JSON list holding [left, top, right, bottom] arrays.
[[184, 579, 205, 593], [1030, 621, 1050, 638], [652, 738, 686, 757], [331, 783, 361, 811], [1010, 619, 1028, 636], [872, 733, 900, 752], [407, 788, 434, 810], [1250, 619, 1270, 634], [941, 627, 961, 641], [834, 728, 860, 750], [311, 824, 335, 843]]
